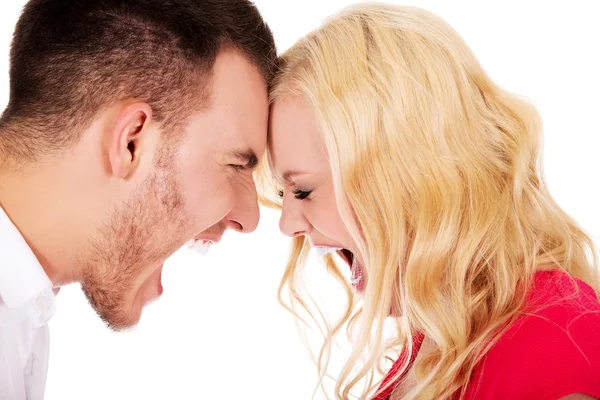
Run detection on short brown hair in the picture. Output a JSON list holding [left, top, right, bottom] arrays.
[[0, 0, 276, 163]]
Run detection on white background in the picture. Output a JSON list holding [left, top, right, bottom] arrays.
[[1, 1, 599, 399]]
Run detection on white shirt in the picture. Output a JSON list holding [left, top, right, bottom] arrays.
[[0, 206, 57, 400]]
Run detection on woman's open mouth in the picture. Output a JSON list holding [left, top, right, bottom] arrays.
[[337, 249, 365, 292], [312, 245, 366, 292]]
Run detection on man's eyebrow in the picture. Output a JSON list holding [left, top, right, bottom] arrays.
[[228, 148, 259, 169]]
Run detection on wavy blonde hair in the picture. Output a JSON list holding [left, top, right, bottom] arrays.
[[257, 3, 599, 399]]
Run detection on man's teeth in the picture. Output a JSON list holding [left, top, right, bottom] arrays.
[[314, 246, 342, 257], [186, 239, 213, 255]]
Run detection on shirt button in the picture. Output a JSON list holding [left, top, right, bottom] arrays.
[[35, 294, 53, 314], [31, 289, 57, 326]]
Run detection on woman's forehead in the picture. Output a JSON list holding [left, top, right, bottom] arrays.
[[268, 97, 330, 180]]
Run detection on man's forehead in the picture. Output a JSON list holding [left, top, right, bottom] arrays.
[[209, 49, 269, 147]]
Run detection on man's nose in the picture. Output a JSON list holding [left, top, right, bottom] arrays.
[[225, 178, 260, 233]]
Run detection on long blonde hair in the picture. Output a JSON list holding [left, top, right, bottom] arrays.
[[257, 3, 599, 399]]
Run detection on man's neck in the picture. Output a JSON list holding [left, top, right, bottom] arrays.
[[0, 163, 82, 286]]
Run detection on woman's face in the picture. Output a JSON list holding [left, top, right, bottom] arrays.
[[268, 96, 366, 292]]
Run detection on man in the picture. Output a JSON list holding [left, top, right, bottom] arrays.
[[0, 0, 276, 398]]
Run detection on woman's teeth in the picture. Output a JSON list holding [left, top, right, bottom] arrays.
[[350, 256, 363, 286], [186, 239, 213, 255], [314, 246, 342, 257]]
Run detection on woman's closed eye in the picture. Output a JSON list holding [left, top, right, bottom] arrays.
[[277, 188, 313, 200], [293, 189, 312, 200]]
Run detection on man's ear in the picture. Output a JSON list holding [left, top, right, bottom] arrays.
[[107, 102, 153, 180]]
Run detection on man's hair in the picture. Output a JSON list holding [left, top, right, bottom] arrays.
[[0, 0, 276, 162]]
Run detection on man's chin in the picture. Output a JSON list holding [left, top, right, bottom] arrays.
[[83, 287, 143, 332], [95, 305, 142, 332], [144, 264, 164, 300], [109, 265, 165, 331], [82, 260, 166, 331]]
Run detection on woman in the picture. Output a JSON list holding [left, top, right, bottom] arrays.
[[258, 3, 600, 400]]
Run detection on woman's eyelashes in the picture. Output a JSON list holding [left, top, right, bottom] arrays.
[[293, 189, 312, 200], [277, 188, 313, 200]]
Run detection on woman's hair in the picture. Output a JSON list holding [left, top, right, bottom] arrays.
[[257, 2, 599, 399]]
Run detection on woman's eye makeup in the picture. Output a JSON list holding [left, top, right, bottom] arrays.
[[292, 189, 312, 200], [277, 188, 313, 200]]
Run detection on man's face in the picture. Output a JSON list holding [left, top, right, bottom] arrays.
[[81, 50, 268, 330]]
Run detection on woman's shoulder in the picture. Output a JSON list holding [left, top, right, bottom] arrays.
[[467, 270, 600, 399], [494, 270, 600, 349]]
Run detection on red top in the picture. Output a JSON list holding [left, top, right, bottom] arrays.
[[374, 270, 600, 399]]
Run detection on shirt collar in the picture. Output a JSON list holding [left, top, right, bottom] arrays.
[[0, 205, 53, 308]]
